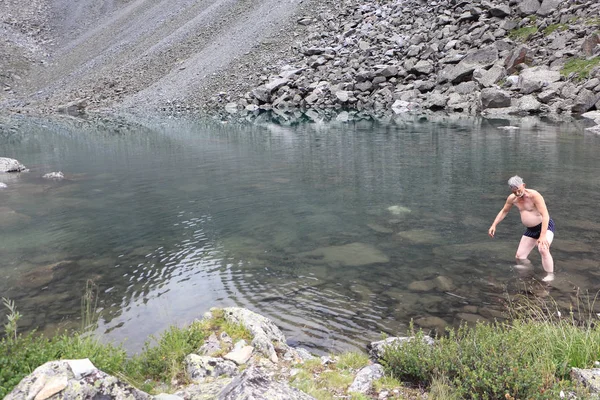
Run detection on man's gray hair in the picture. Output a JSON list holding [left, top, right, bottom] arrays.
[[508, 175, 524, 189]]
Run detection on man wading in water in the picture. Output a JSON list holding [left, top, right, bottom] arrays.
[[488, 176, 556, 282]]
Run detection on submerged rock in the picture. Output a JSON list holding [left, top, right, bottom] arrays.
[[297, 242, 390, 267], [43, 171, 65, 180]]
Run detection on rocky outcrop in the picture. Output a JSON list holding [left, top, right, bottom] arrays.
[[217, 0, 600, 119], [218, 366, 315, 400]]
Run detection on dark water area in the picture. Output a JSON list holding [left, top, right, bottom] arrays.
[[1, 113, 599, 355]]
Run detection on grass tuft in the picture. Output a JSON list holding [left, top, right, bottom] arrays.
[[561, 57, 600, 80], [508, 26, 538, 41]]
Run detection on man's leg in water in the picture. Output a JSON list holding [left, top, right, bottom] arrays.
[[515, 235, 537, 267], [538, 230, 555, 281]]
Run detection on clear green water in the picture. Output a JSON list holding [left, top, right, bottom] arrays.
[[1, 113, 599, 354]]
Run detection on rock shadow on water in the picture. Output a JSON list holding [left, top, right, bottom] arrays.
[[397, 229, 443, 244]]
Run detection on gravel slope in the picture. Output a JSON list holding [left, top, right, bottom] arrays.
[[1, 0, 333, 114]]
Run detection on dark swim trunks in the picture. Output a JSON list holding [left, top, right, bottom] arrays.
[[523, 218, 555, 239]]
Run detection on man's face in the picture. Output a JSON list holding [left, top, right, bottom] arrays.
[[511, 184, 525, 198]]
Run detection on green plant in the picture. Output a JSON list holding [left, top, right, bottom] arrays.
[[543, 23, 568, 36], [561, 57, 600, 80], [336, 352, 370, 371], [508, 26, 538, 42], [81, 280, 99, 332], [2, 298, 21, 341]]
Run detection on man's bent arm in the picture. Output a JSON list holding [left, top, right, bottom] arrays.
[[533, 192, 550, 242]]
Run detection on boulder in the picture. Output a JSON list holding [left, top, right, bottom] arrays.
[[368, 336, 434, 361], [572, 89, 600, 114], [5, 360, 151, 400], [0, 157, 27, 173], [440, 46, 499, 84], [480, 88, 512, 108], [517, 0, 541, 16], [537, 0, 561, 16], [348, 364, 385, 394], [504, 45, 533, 74]]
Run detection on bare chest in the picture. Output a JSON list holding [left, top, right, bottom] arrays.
[[514, 196, 537, 212]]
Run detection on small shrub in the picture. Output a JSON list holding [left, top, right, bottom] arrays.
[[379, 318, 595, 400]]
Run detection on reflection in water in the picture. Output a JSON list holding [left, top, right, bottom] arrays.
[[0, 113, 599, 354]]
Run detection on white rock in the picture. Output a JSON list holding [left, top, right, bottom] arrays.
[[43, 172, 64, 180]]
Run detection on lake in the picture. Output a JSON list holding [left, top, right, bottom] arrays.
[[1, 112, 599, 354]]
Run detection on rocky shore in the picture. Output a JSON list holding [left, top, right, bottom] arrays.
[[6, 307, 600, 399], [2, 0, 600, 131], [213, 0, 600, 126]]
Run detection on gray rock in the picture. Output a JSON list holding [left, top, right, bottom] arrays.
[[5, 360, 151, 400], [504, 45, 532, 74], [223, 307, 288, 363], [571, 368, 600, 395], [582, 34, 600, 57], [488, 4, 511, 18], [185, 355, 238, 382], [480, 88, 512, 108], [518, 66, 561, 94], [223, 346, 254, 365], [198, 333, 222, 356], [348, 364, 385, 393], [0, 157, 27, 173], [218, 366, 315, 400], [368, 336, 434, 360], [518, 95, 542, 113], [0, 183, 7, 189], [265, 78, 289, 92], [517, 0, 541, 16], [537, 0, 561, 16], [155, 394, 185, 400], [440, 46, 498, 83], [572, 89, 600, 114], [537, 89, 558, 103], [474, 64, 506, 87]]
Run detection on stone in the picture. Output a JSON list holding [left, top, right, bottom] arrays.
[[480, 88, 512, 108], [297, 242, 390, 267], [473, 64, 506, 88], [572, 89, 600, 114], [582, 34, 600, 57], [223, 346, 254, 365], [517, 95, 542, 113], [440, 46, 499, 84], [504, 45, 532, 74], [537, 0, 561, 16], [5, 360, 151, 400], [185, 355, 238, 382], [488, 5, 511, 18], [517, 0, 541, 16], [218, 366, 315, 400], [367, 336, 434, 361], [571, 368, 600, 394], [348, 364, 385, 393]]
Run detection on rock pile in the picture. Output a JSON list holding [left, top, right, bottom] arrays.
[[220, 0, 600, 118]]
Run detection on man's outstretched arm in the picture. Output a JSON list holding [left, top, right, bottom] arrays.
[[489, 197, 513, 237]]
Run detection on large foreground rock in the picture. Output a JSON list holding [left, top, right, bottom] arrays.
[[5, 359, 151, 400], [0, 157, 27, 173]]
